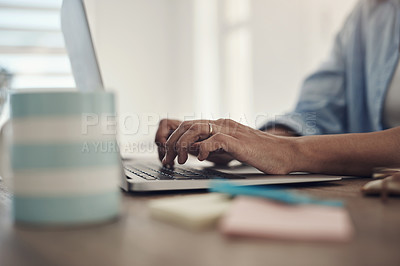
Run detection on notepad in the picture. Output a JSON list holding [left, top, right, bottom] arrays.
[[220, 196, 353, 242], [149, 193, 232, 230]]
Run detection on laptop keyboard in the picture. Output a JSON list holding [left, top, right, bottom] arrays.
[[124, 163, 244, 181]]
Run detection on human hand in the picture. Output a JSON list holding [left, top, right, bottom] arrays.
[[162, 119, 297, 174], [155, 119, 234, 166]]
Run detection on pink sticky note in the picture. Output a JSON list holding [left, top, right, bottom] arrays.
[[220, 196, 354, 242]]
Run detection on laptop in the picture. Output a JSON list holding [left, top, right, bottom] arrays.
[[61, 0, 342, 191]]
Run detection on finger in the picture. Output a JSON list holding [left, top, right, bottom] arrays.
[[155, 119, 179, 147], [163, 120, 209, 165], [194, 133, 240, 161], [206, 152, 234, 165], [155, 119, 180, 163], [158, 145, 165, 162], [155, 119, 168, 146], [176, 123, 213, 164], [157, 129, 175, 160]]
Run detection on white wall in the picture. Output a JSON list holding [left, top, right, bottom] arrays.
[[84, 0, 358, 148], [84, 0, 195, 147]]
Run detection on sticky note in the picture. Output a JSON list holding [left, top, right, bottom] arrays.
[[220, 196, 353, 242], [210, 181, 343, 207], [149, 193, 232, 230]]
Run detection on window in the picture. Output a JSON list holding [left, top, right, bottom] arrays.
[[221, 0, 252, 121], [0, 0, 75, 89], [192, 0, 252, 121]]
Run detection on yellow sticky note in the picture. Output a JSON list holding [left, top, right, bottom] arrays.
[[149, 193, 232, 230]]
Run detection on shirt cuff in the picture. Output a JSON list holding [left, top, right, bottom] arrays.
[[259, 112, 322, 136]]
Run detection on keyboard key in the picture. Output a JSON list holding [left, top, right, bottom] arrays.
[[125, 165, 157, 180]]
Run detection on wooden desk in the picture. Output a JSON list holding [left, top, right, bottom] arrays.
[[1, 178, 400, 266]]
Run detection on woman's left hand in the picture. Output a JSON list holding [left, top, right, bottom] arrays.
[[162, 119, 298, 174]]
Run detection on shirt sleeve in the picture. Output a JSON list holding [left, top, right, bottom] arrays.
[[262, 1, 363, 136]]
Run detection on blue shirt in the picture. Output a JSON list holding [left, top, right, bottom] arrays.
[[265, 0, 400, 135]]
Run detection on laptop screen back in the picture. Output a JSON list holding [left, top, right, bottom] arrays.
[[61, 0, 104, 91]]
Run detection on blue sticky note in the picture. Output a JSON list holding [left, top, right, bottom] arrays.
[[209, 181, 343, 207]]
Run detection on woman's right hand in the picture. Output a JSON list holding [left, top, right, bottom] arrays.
[[155, 119, 234, 166]]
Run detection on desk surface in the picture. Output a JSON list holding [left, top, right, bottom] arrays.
[[1, 178, 400, 266]]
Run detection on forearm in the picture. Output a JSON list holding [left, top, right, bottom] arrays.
[[292, 127, 400, 176]]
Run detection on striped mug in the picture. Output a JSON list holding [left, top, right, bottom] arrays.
[[9, 91, 121, 226]]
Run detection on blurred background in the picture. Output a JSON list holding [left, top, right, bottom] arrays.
[[0, 0, 357, 147]]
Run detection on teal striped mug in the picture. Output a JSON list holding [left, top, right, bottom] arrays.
[[8, 91, 122, 226]]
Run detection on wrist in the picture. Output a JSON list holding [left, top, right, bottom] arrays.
[[283, 137, 301, 173], [268, 135, 303, 174], [290, 136, 317, 173]]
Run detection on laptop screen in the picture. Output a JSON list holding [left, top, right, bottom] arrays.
[[61, 0, 104, 91]]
